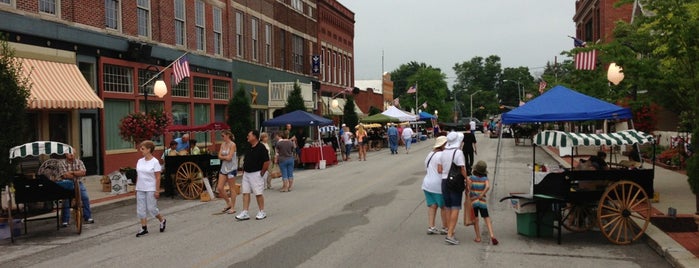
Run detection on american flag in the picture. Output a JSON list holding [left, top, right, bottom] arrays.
[[173, 56, 190, 85], [569, 36, 586, 47], [407, 85, 416, 94], [575, 50, 597, 70], [538, 80, 547, 93]]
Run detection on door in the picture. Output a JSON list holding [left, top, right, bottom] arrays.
[[79, 114, 100, 175]]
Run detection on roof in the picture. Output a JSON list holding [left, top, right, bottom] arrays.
[[533, 130, 654, 147], [353, 80, 383, 94], [502, 85, 631, 124], [18, 57, 104, 109]]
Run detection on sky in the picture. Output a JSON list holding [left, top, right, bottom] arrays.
[[342, 0, 576, 86]]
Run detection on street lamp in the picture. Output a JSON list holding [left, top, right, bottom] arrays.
[[140, 65, 168, 114], [470, 90, 482, 118], [502, 79, 522, 104]]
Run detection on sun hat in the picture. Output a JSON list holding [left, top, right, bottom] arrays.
[[446, 131, 462, 149], [433, 136, 447, 149], [473, 160, 488, 176]]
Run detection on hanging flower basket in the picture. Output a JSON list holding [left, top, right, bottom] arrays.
[[118, 110, 173, 145]]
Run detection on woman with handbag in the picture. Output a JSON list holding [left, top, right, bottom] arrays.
[[440, 132, 468, 245]]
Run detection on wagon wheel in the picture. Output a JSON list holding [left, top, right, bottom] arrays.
[[73, 179, 83, 234], [208, 170, 220, 196], [175, 162, 205, 200], [561, 203, 595, 232], [597, 181, 651, 245]]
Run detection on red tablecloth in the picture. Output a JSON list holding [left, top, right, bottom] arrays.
[[300, 146, 338, 166]]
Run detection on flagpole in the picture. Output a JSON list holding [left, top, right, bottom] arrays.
[[415, 82, 418, 114], [141, 51, 190, 87]]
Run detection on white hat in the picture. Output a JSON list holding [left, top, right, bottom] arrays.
[[446, 131, 463, 149], [341, 123, 346, 127]]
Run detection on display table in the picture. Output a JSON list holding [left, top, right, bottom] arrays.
[[300, 145, 338, 167]]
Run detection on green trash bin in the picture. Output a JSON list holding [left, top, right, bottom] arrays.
[[516, 212, 553, 237]]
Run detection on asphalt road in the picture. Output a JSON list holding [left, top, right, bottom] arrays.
[[0, 134, 671, 268]]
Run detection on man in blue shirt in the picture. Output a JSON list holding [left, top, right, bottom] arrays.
[[174, 134, 190, 152], [387, 123, 399, 155]]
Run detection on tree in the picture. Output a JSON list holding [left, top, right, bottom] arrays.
[[284, 82, 306, 113], [368, 106, 381, 116], [0, 34, 31, 187], [227, 85, 253, 156], [343, 95, 359, 132], [390, 62, 448, 118]]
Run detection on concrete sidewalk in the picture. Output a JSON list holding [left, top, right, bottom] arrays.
[[541, 146, 699, 268]]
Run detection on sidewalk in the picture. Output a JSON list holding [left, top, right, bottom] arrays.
[[541, 146, 699, 268]]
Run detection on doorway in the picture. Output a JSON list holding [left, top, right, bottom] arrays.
[[79, 113, 100, 175]]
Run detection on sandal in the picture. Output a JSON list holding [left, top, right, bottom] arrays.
[[474, 238, 481, 243], [225, 209, 237, 214], [221, 207, 231, 213], [491, 237, 499, 245], [280, 189, 288, 192]]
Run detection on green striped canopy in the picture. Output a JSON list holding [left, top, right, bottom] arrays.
[[10, 141, 74, 159], [533, 130, 654, 147]]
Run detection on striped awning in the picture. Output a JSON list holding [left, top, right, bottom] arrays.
[[19, 58, 104, 109], [319, 125, 338, 133], [533, 130, 654, 147], [10, 141, 74, 159]]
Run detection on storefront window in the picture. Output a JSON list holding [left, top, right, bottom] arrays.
[[193, 103, 210, 143], [104, 100, 135, 150]]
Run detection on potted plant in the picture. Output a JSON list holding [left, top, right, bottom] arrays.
[[118, 110, 173, 146]]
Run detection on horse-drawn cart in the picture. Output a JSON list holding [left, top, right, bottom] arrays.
[[502, 129, 656, 245], [162, 122, 228, 200]]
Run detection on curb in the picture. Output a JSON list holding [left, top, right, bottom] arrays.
[[539, 146, 697, 268]]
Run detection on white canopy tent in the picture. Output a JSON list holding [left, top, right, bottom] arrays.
[[382, 106, 418, 121]]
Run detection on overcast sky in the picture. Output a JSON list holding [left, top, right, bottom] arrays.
[[342, 0, 575, 86]]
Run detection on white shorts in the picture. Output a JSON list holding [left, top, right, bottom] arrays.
[[242, 171, 265, 195]]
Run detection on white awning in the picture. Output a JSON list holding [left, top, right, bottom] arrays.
[[533, 130, 654, 147]]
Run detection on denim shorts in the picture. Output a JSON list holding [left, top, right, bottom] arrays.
[[441, 179, 463, 209]]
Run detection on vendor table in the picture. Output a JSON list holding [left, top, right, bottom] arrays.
[[300, 145, 338, 167]]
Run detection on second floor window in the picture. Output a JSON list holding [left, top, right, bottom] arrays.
[[137, 0, 150, 37], [213, 7, 222, 55], [174, 0, 185, 46], [235, 12, 243, 57], [195, 0, 205, 51], [265, 24, 272, 64], [291, 0, 302, 12], [292, 34, 304, 73], [251, 17, 259, 61], [39, 0, 57, 15], [105, 0, 120, 30]]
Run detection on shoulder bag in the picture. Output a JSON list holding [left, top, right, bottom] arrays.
[[446, 150, 465, 192]]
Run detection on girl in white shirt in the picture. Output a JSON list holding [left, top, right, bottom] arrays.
[[135, 140, 167, 237]]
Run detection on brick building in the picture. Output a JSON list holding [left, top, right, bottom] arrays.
[[0, 0, 354, 174], [573, 0, 634, 43]]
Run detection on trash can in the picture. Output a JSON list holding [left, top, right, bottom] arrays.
[[516, 212, 553, 237]]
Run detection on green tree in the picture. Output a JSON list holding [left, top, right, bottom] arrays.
[[0, 34, 31, 186], [227, 85, 253, 156], [390, 62, 448, 117], [284, 82, 306, 112], [343, 95, 359, 131], [368, 106, 381, 116]]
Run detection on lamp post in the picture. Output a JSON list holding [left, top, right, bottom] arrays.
[[502, 79, 521, 105], [470, 90, 482, 119], [140, 65, 168, 114]]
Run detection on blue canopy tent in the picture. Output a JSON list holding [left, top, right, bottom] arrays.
[[419, 111, 436, 120], [262, 110, 334, 164], [502, 85, 632, 124], [261, 110, 333, 127]]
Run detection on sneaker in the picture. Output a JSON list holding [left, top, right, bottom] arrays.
[[235, 210, 250, 221], [439, 227, 448, 235], [136, 228, 148, 237], [61, 222, 68, 228], [159, 219, 167, 232], [445, 236, 460, 245], [255, 211, 267, 220], [85, 218, 95, 224], [427, 226, 439, 235]]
